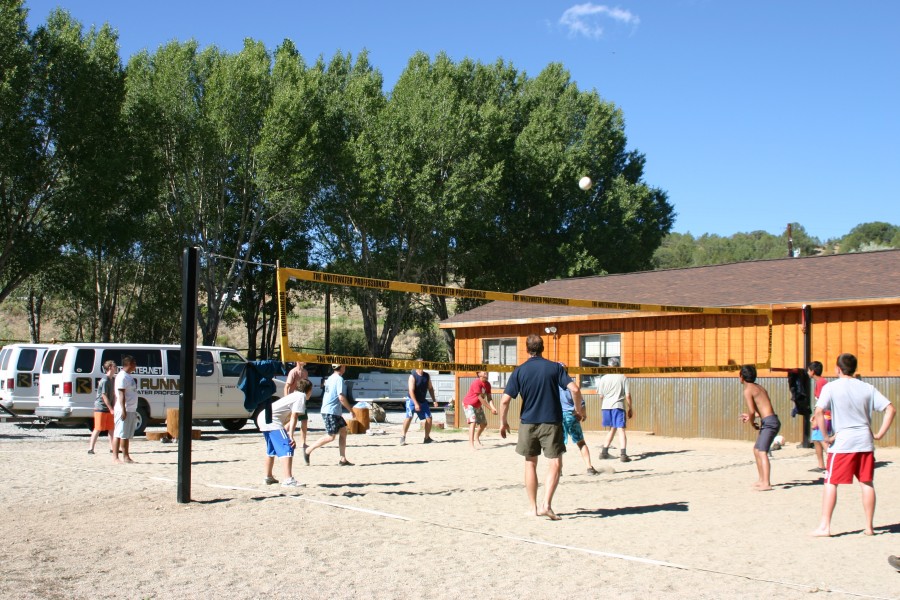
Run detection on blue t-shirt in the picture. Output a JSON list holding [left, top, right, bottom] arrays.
[[409, 371, 431, 403], [559, 386, 581, 413], [504, 356, 570, 424], [321, 371, 345, 416]]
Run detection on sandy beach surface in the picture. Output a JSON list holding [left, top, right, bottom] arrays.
[[1, 414, 898, 600]]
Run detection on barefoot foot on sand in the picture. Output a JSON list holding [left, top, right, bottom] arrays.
[[811, 527, 831, 537], [537, 507, 561, 521], [863, 529, 875, 536], [754, 485, 773, 491]]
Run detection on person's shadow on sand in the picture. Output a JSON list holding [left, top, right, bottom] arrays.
[[630, 450, 692, 460], [567, 501, 689, 519], [775, 479, 823, 489]]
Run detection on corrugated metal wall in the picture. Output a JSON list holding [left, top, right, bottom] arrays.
[[454, 375, 899, 447]]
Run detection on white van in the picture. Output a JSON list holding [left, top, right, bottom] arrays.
[[0, 343, 52, 415], [34, 343, 261, 435], [346, 370, 455, 406]]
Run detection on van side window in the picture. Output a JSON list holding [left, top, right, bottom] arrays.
[[0, 348, 10, 370], [220, 352, 245, 378], [51, 349, 68, 374], [74, 349, 95, 373], [130, 350, 162, 375], [165, 350, 215, 377], [166, 350, 181, 376], [42, 349, 57, 374], [196, 351, 214, 377]]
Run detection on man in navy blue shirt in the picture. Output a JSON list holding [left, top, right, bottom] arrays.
[[500, 334, 584, 520]]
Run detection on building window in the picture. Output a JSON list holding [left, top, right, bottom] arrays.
[[482, 338, 517, 387], [579, 334, 621, 387]]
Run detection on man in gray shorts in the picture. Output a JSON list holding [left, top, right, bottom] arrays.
[[113, 355, 139, 464], [500, 334, 584, 520], [739, 365, 780, 491]]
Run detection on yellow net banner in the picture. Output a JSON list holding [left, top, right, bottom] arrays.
[[276, 266, 772, 375], [283, 351, 767, 376], [279, 267, 770, 316]]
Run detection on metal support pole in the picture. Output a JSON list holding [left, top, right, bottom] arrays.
[[178, 247, 199, 503], [802, 304, 812, 448], [325, 287, 331, 354]]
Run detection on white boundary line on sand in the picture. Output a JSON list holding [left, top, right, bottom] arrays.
[[46, 462, 892, 600]]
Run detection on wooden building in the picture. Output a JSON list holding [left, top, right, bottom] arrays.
[[440, 250, 900, 446]]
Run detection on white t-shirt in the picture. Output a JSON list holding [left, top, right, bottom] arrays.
[[816, 378, 891, 453], [256, 392, 306, 432], [115, 370, 138, 412], [596, 374, 629, 410]]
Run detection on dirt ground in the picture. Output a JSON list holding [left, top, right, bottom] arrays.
[[1, 417, 898, 600]]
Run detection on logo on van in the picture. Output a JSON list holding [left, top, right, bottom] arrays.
[[134, 367, 163, 375], [17, 373, 33, 388], [76, 377, 92, 394], [138, 378, 180, 395]]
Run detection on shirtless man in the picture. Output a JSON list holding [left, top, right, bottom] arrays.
[[739, 365, 781, 491], [284, 362, 310, 449]]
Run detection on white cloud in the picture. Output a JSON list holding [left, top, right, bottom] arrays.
[[559, 3, 640, 39]]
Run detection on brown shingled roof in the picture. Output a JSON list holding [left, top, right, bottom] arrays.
[[441, 249, 900, 327]]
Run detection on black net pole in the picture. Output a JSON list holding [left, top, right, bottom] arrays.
[[802, 304, 812, 448], [178, 247, 199, 503]]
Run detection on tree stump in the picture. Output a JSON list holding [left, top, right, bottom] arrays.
[[352, 407, 370, 432], [166, 408, 179, 438]]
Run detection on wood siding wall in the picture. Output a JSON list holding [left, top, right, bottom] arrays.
[[453, 304, 900, 377], [453, 376, 899, 447]]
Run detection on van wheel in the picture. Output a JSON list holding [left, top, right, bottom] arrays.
[[135, 405, 150, 436], [219, 418, 247, 432]]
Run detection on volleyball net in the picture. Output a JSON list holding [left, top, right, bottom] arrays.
[[275, 266, 772, 376]]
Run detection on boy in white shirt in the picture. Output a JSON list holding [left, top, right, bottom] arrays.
[[258, 379, 312, 487]]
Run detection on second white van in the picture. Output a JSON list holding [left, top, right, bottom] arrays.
[[0, 343, 51, 415]]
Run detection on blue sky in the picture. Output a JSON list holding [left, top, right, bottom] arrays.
[[24, 0, 900, 242]]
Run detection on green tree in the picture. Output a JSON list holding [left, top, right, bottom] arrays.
[[0, 4, 122, 306], [840, 222, 899, 252], [125, 39, 311, 346]]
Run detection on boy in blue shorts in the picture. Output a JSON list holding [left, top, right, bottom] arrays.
[[558, 363, 599, 475], [596, 358, 633, 462], [807, 360, 830, 473], [400, 363, 438, 445], [258, 379, 312, 487]]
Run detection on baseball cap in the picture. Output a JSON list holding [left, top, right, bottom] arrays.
[[331, 363, 342, 370]]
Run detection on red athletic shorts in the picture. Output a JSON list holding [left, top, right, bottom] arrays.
[[825, 451, 874, 485]]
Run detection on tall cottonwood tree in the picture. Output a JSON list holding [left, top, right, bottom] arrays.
[[125, 39, 312, 345], [0, 3, 123, 309]]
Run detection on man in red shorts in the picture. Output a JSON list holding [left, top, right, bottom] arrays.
[[812, 353, 895, 537]]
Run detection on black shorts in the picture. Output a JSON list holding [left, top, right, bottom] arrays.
[[322, 413, 347, 436]]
